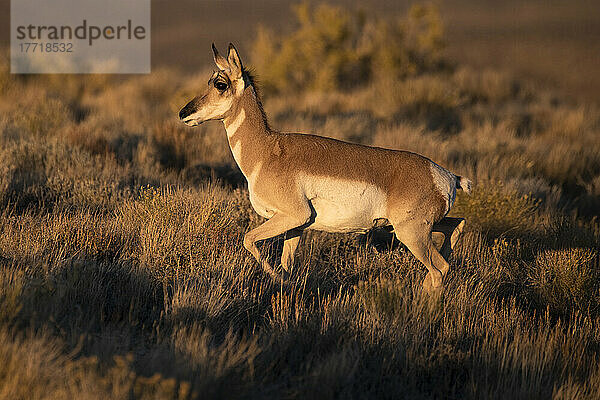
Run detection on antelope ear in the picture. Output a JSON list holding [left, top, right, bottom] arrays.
[[212, 43, 229, 71], [227, 43, 243, 79]]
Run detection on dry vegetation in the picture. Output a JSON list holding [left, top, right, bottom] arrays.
[[1, 3, 600, 399]]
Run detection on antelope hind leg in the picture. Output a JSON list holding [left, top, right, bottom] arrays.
[[392, 221, 449, 296], [432, 217, 466, 261]]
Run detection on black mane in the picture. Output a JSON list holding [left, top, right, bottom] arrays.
[[242, 67, 270, 129]]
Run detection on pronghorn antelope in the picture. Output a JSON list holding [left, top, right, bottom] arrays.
[[179, 43, 472, 294]]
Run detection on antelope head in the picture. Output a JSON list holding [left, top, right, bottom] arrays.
[[179, 43, 245, 126]]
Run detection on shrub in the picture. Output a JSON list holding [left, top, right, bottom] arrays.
[[531, 248, 600, 315], [251, 2, 445, 94], [450, 182, 540, 238], [6, 95, 74, 138], [0, 138, 133, 212]]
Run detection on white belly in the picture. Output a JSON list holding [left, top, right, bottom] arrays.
[[301, 174, 387, 233], [309, 199, 380, 232], [247, 174, 388, 233]]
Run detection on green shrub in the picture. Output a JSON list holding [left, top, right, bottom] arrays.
[[251, 2, 445, 94]]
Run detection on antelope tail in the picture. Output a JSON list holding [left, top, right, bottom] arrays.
[[456, 176, 473, 195]]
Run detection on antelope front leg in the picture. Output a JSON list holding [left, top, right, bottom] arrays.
[[243, 214, 308, 283]]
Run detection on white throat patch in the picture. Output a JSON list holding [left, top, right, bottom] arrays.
[[224, 108, 246, 138]]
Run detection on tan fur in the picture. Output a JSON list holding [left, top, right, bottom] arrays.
[[179, 44, 471, 293]]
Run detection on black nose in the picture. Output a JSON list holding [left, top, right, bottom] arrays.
[[179, 104, 193, 120]]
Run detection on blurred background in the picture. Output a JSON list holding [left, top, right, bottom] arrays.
[[3, 0, 597, 103]]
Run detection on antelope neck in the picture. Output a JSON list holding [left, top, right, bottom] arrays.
[[222, 86, 271, 178]]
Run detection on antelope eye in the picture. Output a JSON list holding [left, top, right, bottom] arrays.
[[214, 81, 228, 91]]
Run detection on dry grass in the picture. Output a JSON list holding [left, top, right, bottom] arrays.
[[1, 4, 600, 398]]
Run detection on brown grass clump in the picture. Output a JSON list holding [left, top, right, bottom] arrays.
[[0, 2, 600, 398]]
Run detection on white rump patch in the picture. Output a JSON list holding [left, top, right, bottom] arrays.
[[224, 108, 246, 138], [430, 162, 457, 215]]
